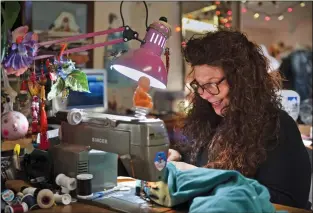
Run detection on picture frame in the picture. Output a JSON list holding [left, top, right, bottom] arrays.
[[21, 1, 95, 68]]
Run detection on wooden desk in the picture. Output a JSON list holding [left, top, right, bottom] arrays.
[[31, 202, 311, 213], [5, 180, 311, 213]]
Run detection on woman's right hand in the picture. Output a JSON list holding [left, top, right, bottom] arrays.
[[167, 149, 182, 161]]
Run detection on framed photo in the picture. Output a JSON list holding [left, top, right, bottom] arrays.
[[21, 1, 94, 68]]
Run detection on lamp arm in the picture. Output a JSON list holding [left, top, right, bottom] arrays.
[[34, 26, 142, 61]]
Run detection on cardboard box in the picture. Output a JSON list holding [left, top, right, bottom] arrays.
[[298, 124, 312, 137]]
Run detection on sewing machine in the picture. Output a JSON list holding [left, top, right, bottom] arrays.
[[52, 109, 169, 187]]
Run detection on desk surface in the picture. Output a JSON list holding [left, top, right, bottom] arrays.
[[31, 202, 311, 213], [5, 180, 311, 213]]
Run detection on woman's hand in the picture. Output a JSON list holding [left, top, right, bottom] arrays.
[[167, 149, 182, 161]]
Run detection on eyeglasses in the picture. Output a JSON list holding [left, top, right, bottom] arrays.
[[190, 77, 226, 95]]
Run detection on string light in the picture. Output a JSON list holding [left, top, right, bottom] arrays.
[[227, 10, 232, 16], [278, 15, 284, 21], [254, 13, 260, 19], [175, 26, 181, 32], [225, 23, 231, 28], [242, 7, 247, 13], [215, 1, 220, 5], [216, 10, 221, 16], [244, 2, 305, 23]]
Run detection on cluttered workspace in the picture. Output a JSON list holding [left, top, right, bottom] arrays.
[[1, 1, 312, 213]]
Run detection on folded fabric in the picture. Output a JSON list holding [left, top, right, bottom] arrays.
[[148, 162, 286, 213]]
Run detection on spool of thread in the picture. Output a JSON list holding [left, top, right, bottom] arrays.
[[21, 194, 37, 209], [35, 189, 54, 209], [55, 174, 77, 191], [54, 193, 71, 205], [21, 187, 54, 209], [61, 187, 70, 194], [4, 202, 28, 213], [12, 192, 24, 204], [1, 189, 15, 203], [76, 174, 93, 199]]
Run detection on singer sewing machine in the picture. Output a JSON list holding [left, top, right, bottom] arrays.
[[51, 108, 169, 184]]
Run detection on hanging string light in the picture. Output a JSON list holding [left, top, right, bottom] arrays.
[[243, 1, 305, 22]]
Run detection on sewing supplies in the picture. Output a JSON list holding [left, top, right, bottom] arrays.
[[76, 174, 93, 199], [53, 193, 71, 205], [4, 202, 28, 213], [55, 173, 77, 191], [21, 187, 54, 209], [1, 189, 15, 204], [21, 194, 37, 209]]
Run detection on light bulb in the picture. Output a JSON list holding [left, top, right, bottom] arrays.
[[242, 7, 247, 13], [278, 15, 284, 21], [265, 16, 271, 21], [254, 13, 260, 19], [300, 2, 305, 7], [287, 7, 293, 12]]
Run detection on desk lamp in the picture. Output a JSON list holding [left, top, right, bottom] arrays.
[[34, 17, 171, 89]]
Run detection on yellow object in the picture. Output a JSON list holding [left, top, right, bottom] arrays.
[[14, 144, 21, 156], [40, 86, 46, 100]]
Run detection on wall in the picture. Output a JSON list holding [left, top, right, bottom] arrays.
[[242, 27, 275, 48], [272, 20, 312, 48]]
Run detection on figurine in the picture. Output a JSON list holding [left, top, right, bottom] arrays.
[[133, 76, 153, 109]]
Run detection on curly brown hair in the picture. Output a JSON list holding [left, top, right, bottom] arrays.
[[177, 29, 282, 177]]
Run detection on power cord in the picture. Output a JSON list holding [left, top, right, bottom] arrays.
[[120, 1, 149, 28]]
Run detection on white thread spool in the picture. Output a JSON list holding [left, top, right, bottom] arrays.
[[61, 187, 70, 194], [22, 187, 54, 209], [54, 193, 71, 205], [22, 187, 36, 196], [67, 109, 85, 125], [55, 174, 77, 191], [36, 189, 54, 209]]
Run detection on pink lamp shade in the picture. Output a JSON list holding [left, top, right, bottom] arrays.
[[111, 17, 172, 89]]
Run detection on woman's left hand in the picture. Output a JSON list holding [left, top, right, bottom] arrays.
[[147, 162, 197, 207]]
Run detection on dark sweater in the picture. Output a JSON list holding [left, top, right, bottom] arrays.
[[182, 110, 311, 209]]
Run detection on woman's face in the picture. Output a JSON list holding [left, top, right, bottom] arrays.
[[193, 65, 229, 116]]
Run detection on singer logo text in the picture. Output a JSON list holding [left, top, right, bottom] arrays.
[[92, 137, 108, 144]]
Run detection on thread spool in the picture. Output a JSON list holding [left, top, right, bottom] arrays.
[[76, 174, 93, 199], [21, 194, 36, 209], [4, 202, 28, 213], [35, 189, 54, 209], [21, 187, 54, 209], [54, 193, 71, 205], [1, 189, 15, 203], [61, 186, 70, 194], [55, 174, 77, 191]]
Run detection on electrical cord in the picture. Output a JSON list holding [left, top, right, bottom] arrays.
[[120, 1, 149, 28]]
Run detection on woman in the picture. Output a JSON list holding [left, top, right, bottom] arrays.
[[168, 30, 311, 209]]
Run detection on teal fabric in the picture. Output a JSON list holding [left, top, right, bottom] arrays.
[[149, 162, 288, 213]]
